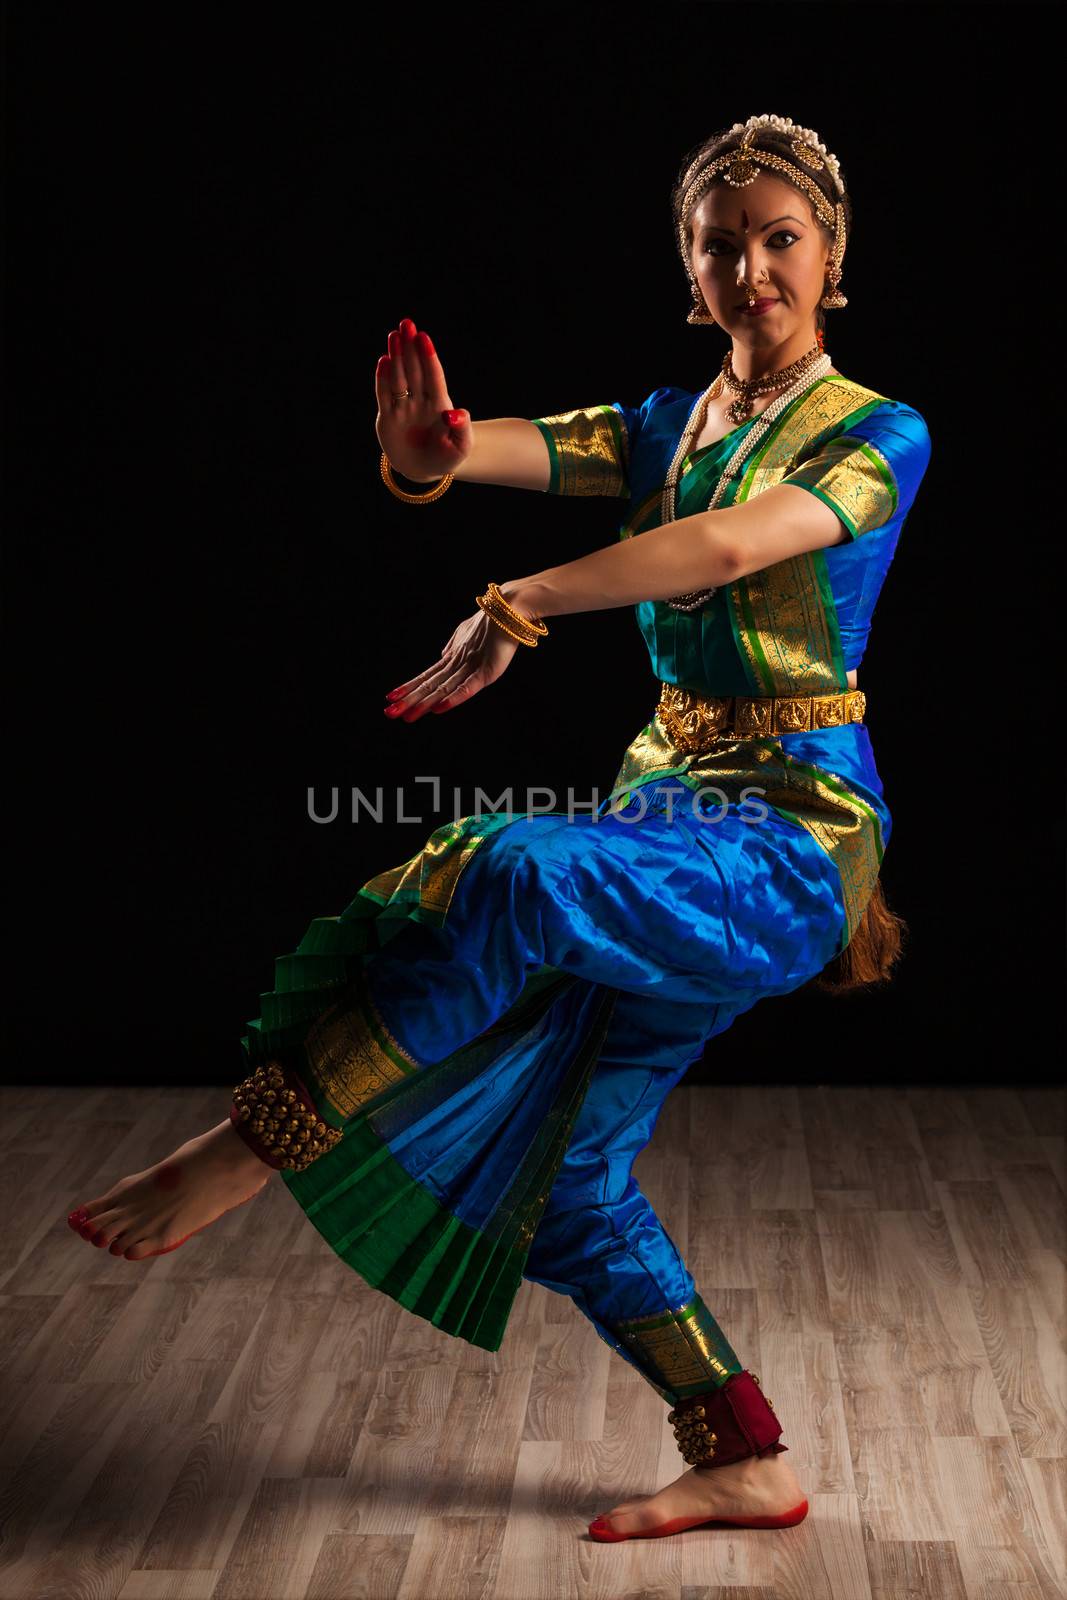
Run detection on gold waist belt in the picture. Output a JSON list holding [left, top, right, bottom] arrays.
[[657, 680, 866, 752]]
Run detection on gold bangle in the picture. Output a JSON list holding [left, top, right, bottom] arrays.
[[475, 589, 539, 645], [475, 582, 550, 648], [481, 581, 549, 639], [479, 593, 539, 643], [488, 581, 549, 636], [476, 594, 540, 647], [380, 450, 455, 504]]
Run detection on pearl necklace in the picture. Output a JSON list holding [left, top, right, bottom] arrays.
[[660, 351, 833, 612]]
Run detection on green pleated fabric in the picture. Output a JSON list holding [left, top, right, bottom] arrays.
[[276, 968, 620, 1349]]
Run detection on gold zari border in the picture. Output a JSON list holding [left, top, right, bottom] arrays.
[[730, 377, 887, 696], [607, 711, 883, 945], [532, 405, 629, 496], [781, 434, 896, 537], [301, 964, 421, 1122], [614, 1294, 741, 1400], [358, 815, 509, 925]]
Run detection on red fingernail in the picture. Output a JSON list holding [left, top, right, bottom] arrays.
[[384, 704, 402, 717], [444, 410, 463, 428], [385, 688, 404, 700]]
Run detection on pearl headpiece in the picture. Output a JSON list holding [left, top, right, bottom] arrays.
[[678, 113, 848, 315], [722, 114, 844, 197]]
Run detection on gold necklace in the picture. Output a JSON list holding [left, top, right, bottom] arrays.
[[720, 342, 823, 422]]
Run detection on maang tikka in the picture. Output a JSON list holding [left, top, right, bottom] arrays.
[[681, 114, 849, 325]]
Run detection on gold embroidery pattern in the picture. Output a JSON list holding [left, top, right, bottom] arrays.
[[741, 377, 885, 490], [359, 816, 505, 924], [797, 804, 880, 952], [781, 434, 897, 538], [733, 550, 844, 696], [605, 710, 883, 945], [531, 405, 630, 496], [301, 964, 421, 1122], [729, 378, 887, 696], [614, 1294, 740, 1401]]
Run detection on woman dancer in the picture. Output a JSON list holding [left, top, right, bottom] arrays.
[[67, 114, 931, 1542]]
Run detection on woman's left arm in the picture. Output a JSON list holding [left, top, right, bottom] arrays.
[[500, 486, 846, 620], [384, 493, 845, 723]]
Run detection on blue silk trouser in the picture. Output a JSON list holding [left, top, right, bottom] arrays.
[[256, 778, 849, 1403]]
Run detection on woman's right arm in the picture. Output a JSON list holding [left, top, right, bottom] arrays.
[[418, 419, 550, 491], [376, 319, 550, 493]]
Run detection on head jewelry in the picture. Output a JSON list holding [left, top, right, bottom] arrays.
[[679, 114, 848, 314]]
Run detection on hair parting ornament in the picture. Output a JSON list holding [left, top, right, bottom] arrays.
[[680, 113, 848, 319]]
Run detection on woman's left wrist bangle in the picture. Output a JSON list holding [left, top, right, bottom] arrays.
[[475, 581, 550, 646]]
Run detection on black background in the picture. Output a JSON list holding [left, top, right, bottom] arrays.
[[5, 5, 1060, 1089]]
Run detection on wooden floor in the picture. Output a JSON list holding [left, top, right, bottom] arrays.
[[0, 1081, 1063, 1600]]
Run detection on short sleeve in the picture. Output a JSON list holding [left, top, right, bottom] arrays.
[[530, 386, 680, 497], [778, 402, 932, 540]]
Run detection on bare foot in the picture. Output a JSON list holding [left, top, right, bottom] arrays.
[[66, 1117, 273, 1261], [592, 1450, 807, 1537]]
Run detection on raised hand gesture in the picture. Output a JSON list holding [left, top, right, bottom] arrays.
[[376, 317, 472, 482]]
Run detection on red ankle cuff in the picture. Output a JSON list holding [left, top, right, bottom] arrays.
[[230, 1061, 342, 1172], [668, 1370, 786, 1470]]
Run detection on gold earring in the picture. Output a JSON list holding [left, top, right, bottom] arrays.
[[686, 285, 716, 325], [820, 264, 847, 310]]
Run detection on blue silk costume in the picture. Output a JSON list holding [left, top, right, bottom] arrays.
[[240, 372, 931, 1403]]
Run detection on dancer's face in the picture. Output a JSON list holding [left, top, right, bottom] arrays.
[[688, 172, 832, 348]]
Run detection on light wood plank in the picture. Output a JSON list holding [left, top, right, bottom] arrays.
[[2, 1082, 1063, 1600]]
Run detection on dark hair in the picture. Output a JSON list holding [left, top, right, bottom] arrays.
[[804, 876, 910, 995], [669, 121, 854, 335]]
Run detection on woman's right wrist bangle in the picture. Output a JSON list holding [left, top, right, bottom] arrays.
[[380, 450, 455, 504]]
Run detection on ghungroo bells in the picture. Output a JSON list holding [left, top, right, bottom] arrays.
[[667, 1370, 786, 1470], [668, 1399, 719, 1465], [230, 1061, 342, 1172]]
